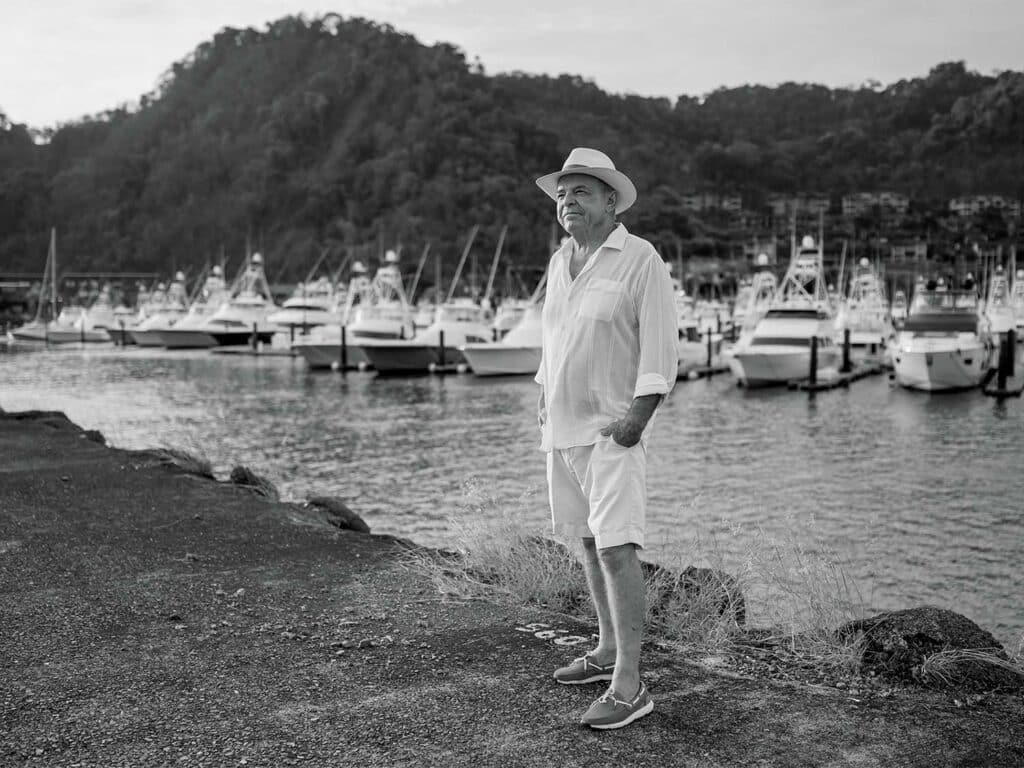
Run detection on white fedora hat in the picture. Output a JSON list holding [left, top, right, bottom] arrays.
[[535, 147, 637, 215]]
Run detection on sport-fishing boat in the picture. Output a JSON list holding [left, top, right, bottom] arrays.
[[730, 235, 839, 387], [292, 254, 416, 369], [891, 284, 993, 391], [152, 266, 230, 348], [266, 274, 341, 334], [460, 303, 542, 376], [719, 260, 778, 377], [193, 253, 280, 346], [835, 258, 893, 350], [83, 284, 134, 337], [128, 272, 189, 346], [460, 272, 546, 376], [360, 297, 493, 374]]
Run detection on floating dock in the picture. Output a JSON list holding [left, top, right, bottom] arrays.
[[209, 346, 297, 357], [788, 363, 885, 392], [679, 363, 731, 381]]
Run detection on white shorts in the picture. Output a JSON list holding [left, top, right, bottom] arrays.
[[546, 438, 647, 549]]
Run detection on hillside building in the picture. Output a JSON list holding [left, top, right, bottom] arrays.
[[767, 194, 831, 217], [842, 192, 910, 217], [681, 192, 743, 213], [948, 195, 1021, 218]]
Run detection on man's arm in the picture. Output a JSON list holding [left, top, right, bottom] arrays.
[[600, 393, 661, 447]]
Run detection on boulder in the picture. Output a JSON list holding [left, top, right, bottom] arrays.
[[82, 429, 106, 445], [305, 496, 370, 534], [838, 605, 1021, 690], [228, 465, 279, 500]]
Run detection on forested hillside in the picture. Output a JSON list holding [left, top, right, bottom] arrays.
[[1, 13, 1022, 281]]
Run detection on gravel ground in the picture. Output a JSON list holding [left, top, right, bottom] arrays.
[[1, 409, 1022, 768]]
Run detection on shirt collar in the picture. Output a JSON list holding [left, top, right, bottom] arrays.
[[558, 223, 628, 260]]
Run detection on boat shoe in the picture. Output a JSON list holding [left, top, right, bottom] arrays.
[[580, 683, 654, 730], [553, 654, 615, 685]]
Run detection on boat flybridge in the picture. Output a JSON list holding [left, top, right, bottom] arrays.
[[193, 253, 281, 346], [835, 257, 893, 350], [891, 281, 993, 391], [128, 272, 190, 346], [153, 266, 230, 348], [729, 235, 839, 387]]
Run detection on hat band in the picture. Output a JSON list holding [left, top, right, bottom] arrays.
[[561, 163, 612, 172]]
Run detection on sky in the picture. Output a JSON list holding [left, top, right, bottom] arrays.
[[2, 0, 1022, 128]]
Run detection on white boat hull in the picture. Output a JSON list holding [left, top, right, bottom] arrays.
[[127, 329, 169, 347], [460, 344, 541, 376], [892, 343, 991, 391], [13, 324, 110, 343], [293, 342, 370, 370], [152, 329, 218, 349], [730, 347, 841, 387]]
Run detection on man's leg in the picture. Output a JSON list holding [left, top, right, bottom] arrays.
[[580, 537, 616, 664], [596, 542, 644, 698]]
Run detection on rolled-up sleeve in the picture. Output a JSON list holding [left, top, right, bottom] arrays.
[[632, 255, 678, 398]]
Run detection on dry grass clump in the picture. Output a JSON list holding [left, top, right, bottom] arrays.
[[406, 480, 588, 614], [152, 444, 215, 479], [915, 648, 1024, 689]]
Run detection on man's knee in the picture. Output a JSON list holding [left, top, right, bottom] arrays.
[[596, 542, 638, 571]]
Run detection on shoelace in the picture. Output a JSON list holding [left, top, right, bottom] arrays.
[[597, 685, 643, 707]]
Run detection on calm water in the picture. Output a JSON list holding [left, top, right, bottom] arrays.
[[2, 344, 1022, 649]]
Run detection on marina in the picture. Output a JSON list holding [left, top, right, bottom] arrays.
[[1, 342, 1022, 651]]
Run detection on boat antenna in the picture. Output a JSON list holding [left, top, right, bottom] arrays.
[[187, 262, 211, 305], [482, 224, 509, 306], [446, 224, 480, 303], [330, 248, 354, 286], [407, 242, 431, 303], [303, 246, 331, 284]]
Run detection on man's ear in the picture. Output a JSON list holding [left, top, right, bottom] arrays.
[[607, 190, 617, 212]]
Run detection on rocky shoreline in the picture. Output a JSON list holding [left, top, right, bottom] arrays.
[[1, 408, 1022, 767]]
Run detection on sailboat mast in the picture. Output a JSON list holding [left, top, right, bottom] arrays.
[[482, 224, 508, 305], [50, 228, 57, 311]]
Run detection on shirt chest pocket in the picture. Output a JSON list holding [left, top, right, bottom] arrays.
[[579, 279, 625, 322]]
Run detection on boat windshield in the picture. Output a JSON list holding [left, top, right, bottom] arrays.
[[902, 315, 978, 334]]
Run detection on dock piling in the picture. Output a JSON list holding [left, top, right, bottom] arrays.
[[438, 330, 446, 369], [809, 336, 819, 387], [340, 325, 348, 371], [842, 329, 851, 373]]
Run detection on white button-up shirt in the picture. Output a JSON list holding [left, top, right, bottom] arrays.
[[536, 224, 678, 452]]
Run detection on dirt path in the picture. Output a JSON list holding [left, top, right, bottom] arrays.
[[1, 410, 1021, 767]]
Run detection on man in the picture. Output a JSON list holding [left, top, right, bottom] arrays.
[[534, 147, 678, 729]]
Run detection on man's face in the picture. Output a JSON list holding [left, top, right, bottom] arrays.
[[555, 174, 614, 236]]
